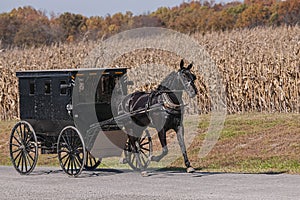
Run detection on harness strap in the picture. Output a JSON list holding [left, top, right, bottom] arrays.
[[161, 93, 181, 110]]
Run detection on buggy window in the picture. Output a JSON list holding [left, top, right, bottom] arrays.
[[60, 80, 67, 95], [95, 76, 118, 103], [29, 80, 35, 95], [44, 80, 51, 95]]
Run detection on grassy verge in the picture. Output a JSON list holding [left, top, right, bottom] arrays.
[[180, 113, 300, 174], [1, 113, 299, 174]]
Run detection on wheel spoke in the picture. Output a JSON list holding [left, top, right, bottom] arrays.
[[25, 153, 32, 167], [62, 135, 71, 150], [23, 126, 28, 143], [16, 151, 23, 169], [75, 152, 82, 163], [11, 147, 22, 154], [21, 152, 24, 172], [131, 153, 136, 164], [89, 156, 93, 166], [75, 155, 82, 166], [25, 133, 34, 146], [141, 147, 150, 151], [134, 157, 138, 168], [141, 150, 148, 157], [27, 152, 35, 163], [15, 130, 24, 146], [140, 141, 150, 146], [11, 143, 21, 148], [70, 130, 75, 148], [23, 153, 28, 172], [67, 131, 73, 146], [140, 136, 146, 144], [58, 149, 69, 154], [73, 137, 82, 150], [62, 155, 70, 169], [74, 157, 82, 172], [13, 150, 22, 163], [140, 154, 146, 166], [73, 158, 78, 173], [12, 135, 22, 146], [19, 125, 23, 140], [67, 156, 72, 173], [60, 152, 69, 161], [28, 146, 37, 153], [71, 158, 74, 174]]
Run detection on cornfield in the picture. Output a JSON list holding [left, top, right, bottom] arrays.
[[0, 26, 299, 120], [196, 26, 300, 114]]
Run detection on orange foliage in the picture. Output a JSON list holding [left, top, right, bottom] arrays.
[[0, 1, 299, 47]]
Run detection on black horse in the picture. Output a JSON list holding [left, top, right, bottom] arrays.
[[119, 59, 198, 173]]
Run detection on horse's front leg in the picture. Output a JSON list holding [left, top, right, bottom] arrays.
[[176, 125, 195, 173], [151, 128, 168, 162]]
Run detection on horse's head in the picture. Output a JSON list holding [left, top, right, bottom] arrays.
[[178, 59, 198, 98]]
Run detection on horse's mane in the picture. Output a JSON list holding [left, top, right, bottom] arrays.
[[157, 71, 177, 91]]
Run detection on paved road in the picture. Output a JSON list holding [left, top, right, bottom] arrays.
[[0, 166, 299, 200]]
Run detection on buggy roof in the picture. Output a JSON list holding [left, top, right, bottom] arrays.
[[16, 68, 127, 78]]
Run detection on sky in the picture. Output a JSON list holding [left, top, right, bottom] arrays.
[[0, 0, 240, 17]]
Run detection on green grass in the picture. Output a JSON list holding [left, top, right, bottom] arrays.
[[173, 112, 300, 174], [1, 113, 300, 174]]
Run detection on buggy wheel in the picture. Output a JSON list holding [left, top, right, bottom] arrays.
[[9, 121, 38, 175], [57, 126, 86, 177], [125, 129, 152, 171], [84, 150, 101, 170]]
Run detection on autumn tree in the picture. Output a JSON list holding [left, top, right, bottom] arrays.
[[236, 2, 271, 28], [0, 1, 299, 47], [277, 0, 300, 25], [56, 12, 87, 42], [0, 13, 20, 47]]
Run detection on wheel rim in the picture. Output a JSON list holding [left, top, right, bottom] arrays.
[[57, 126, 86, 177], [125, 130, 152, 170], [9, 121, 38, 175], [84, 151, 101, 170]]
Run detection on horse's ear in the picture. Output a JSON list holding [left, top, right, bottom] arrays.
[[187, 62, 193, 70], [180, 59, 184, 70]]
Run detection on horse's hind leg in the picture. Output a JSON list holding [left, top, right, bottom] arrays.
[[151, 128, 168, 162], [176, 125, 195, 173]]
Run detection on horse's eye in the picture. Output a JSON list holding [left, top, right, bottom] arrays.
[[192, 74, 196, 80]]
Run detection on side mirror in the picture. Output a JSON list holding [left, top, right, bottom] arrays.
[[127, 81, 134, 86]]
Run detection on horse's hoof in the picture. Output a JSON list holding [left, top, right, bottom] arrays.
[[187, 167, 195, 173], [141, 171, 149, 177], [119, 157, 128, 164]]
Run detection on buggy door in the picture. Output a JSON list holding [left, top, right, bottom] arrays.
[[34, 78, 54, 120], [19, 78, 36, 120]]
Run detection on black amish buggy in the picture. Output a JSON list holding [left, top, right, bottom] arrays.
[[9, 68, 153, 177], [10, 60, 198, 177]]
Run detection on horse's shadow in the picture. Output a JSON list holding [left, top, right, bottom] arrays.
[[29, 167, 287, 178], [141, 167, 287, 178]]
